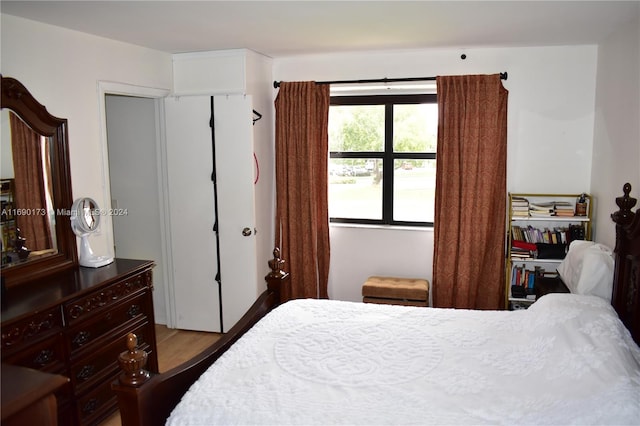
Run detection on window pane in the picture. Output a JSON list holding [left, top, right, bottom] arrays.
[[329, 158, 382, 220], [329, 105, 385, 152], [393, 159, 436, 222], [393, 104, 438, 152]]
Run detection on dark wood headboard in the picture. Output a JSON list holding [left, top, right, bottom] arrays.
[[611, 183, 640, 345]]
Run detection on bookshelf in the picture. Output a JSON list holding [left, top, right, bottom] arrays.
[[505, 192, 592, 309]]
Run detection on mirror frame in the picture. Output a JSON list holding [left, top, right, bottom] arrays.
[[1, 75, 77, 287]]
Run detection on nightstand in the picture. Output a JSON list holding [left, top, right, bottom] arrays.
[[1, 364, 69, 426], [534, 275, 570, 300]]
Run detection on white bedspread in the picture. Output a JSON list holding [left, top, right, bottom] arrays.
[[167, 294, 640, 425]]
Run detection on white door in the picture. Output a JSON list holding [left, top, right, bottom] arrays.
[[213, 95, 258, 332], [164, 96, 221, 332]]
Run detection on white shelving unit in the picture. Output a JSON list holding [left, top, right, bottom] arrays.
[[505, 193, 592, 309]]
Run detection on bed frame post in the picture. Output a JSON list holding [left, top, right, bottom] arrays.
[[610, 183, 640, 345], [266, 247, 290, 304], [113, 247, 291, 426]]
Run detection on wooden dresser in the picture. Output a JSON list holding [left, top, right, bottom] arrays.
[[1, 259, 158, 425]]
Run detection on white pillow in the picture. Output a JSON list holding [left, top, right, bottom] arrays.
[[557, 240, 614, 302]]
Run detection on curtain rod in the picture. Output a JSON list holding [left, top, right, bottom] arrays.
[[273, 72, 507, 89]]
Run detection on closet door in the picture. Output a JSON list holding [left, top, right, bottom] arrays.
[[164, 96, 221, 332], [213, 95, 258, 332]]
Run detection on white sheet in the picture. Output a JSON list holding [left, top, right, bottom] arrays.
[[167, 294, 640, 425]]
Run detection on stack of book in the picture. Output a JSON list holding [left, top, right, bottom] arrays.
[[529, 201, 555, 217], [511, 239, 537, 260], [554, 201, 575, 217], [511, 196, 529, 217]]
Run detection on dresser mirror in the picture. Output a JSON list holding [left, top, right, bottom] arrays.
[[1, 75, 77, 287]]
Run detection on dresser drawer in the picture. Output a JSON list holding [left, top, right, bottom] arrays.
[[2, 334, 67, 373], [1, 306, 63, 352], [63, 270, 152, 325], [65, 292, 151, 354], [74, 369, 120, 425], [69, 321, 153, 395]]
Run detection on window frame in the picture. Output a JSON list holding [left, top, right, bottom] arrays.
[[329, 93, 437, 227]]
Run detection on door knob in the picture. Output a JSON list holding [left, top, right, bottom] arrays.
[[242, 227, 252, 236]]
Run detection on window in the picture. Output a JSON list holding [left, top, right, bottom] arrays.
[[328, 94, 437, 226]]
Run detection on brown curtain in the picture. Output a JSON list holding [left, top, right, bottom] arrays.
[[432, 74, 508, 310], [9, 112, 53, 251], [274, 81, 330, 300]]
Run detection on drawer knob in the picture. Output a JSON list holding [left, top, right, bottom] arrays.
[[68, 305, 84, 319], [77, 364, 96, 381], [82, 398, 98, 416], [72, 331, 91, 347], [127, 304, 141, 318], [33, 349, 54, 366], [2, 328, 21, 347]]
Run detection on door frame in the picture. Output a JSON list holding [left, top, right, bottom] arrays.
[[97, 81, 175, 327]]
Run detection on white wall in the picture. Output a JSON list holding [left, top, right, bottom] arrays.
[[245, 51, 276, 295], [330, 225, 434, 303], [274, 45, 599, 301], [1, 14, 173, 257], [591, 9, 640, 249], [1, 14, 172, 319]]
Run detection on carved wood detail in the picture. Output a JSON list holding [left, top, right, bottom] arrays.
[[1, 308, 62, 348], [64, 271, 151, 321]]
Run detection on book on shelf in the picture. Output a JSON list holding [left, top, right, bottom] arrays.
[[524, 200, 579, 217], [511, 196, 529, 205], [554, 207, 576, 217], [510, 264, 546, 298], [511, 225, 530, 243], [530, 211, 555, 217], [512, 240, 537, 251], [511, 196, 530, 217], [511, 252, 534, 260], [529, 202, 555, 211], [511, 240, 537, 260], [512, 224, 578, 245]]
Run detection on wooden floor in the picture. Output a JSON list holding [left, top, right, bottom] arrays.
[[99, 324, 221, 426]]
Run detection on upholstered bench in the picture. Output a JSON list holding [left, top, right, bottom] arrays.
[[362, 276, 429, 307]]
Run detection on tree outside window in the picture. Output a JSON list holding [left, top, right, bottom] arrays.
[[328, 94, 437, 226]]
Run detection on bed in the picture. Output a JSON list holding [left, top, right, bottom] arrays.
[[113, 184, 640, 425]]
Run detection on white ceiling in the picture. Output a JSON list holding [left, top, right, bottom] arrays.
[[1, 1, 638, 57]]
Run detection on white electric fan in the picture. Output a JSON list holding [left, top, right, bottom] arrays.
[[71, 197, 114, 268]]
